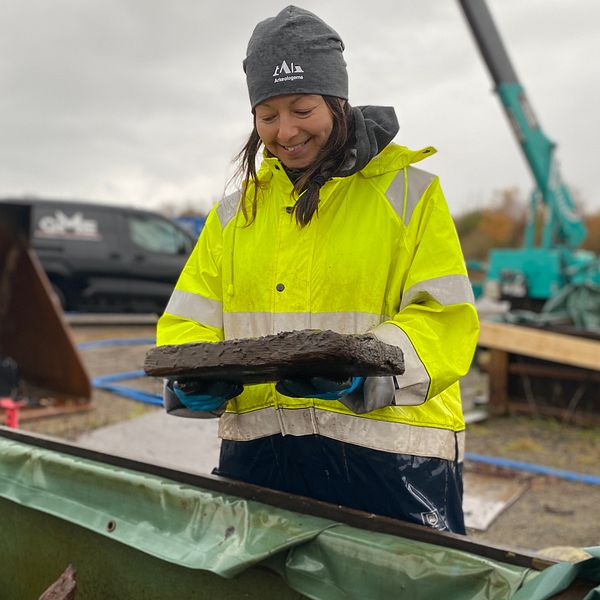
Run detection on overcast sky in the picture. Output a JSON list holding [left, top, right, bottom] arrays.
[[2, 1, 599, 217]]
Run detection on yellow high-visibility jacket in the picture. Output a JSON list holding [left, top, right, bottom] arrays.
[[157, 143, 479, 462]]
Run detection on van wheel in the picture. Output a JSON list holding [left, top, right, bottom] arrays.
[[50, 283, 67, 311]]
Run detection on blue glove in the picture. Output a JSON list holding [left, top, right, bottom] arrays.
[[276, 376, 365, 400], [173, 380, 242, 411]]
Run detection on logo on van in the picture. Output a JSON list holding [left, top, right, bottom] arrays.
[[36, 211, 101, 240]]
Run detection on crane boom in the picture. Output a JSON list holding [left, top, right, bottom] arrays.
[[458, 0, 586, 250]]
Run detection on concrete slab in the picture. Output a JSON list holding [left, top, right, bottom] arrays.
[[76, 411, 221, 475]]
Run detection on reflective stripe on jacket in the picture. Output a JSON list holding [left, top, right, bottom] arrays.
[[157, 143, 479, 461]]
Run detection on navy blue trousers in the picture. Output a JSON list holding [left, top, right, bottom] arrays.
[[214, 434, 465, 534]]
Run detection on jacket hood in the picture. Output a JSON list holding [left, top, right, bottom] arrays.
[[337, 105, 399, 177]]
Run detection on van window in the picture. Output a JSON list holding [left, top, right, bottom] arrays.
[[127, 214, 191, 254]]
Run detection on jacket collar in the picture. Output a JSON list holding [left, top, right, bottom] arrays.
[[258, 143, 437, 186], [359, 144, 437, 178]]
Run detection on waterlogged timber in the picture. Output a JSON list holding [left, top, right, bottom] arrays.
[[144, 329, 405, 384]]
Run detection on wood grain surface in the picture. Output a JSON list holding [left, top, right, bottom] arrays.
[[144, 329, 405, 384]]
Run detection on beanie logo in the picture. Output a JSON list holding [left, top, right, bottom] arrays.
[[273, 60, 304, 84]]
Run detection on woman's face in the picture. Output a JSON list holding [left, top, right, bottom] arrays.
[[255, 94, 333, 169]]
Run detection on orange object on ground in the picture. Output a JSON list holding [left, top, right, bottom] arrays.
[[0, 397, 25, 428]]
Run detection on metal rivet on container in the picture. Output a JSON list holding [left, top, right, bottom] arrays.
[[106, 520, 117, 532], [276, 283, 285, 292]]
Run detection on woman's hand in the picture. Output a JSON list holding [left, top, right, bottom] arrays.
[[276, 376, 364, 400], [173, 380, 243, 411], [277, 375, 399, 414]]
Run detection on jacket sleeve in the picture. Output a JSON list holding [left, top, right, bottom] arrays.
[[156, 205, 225, 347], [370, 175, 479, 405]]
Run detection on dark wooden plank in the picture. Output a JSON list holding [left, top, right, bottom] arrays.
[[144, 329, 404, 384], [505, 402, 600, 426], [509, 361, 600, 383], [486, 349, 509, 416]]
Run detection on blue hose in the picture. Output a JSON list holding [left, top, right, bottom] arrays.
[[80, 339, 162, 406], [465, 452, 600, 486], [91, 370, 162, 406], [92, 370, 147, 382]]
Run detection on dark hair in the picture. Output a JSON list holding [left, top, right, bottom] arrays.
[[233, 96, 354, 227]]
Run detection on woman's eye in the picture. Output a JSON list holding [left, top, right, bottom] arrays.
[[295, 110, 313, 117]]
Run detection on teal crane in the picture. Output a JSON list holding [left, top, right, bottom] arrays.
[[458, 0, 599, 308]]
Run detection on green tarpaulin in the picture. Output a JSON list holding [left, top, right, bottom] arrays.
[[0, 434, 598, 599]]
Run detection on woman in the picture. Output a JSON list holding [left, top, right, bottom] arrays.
[[157, 6, 479, 534]]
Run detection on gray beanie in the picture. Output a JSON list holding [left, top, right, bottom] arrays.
[[243, 6, 348, 109]]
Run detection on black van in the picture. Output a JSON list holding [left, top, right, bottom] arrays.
[[1, 198, 196, 313]]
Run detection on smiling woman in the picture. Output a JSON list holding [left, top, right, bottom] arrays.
[[254, 95, 334, 170], [155, 5, 479, 534], [243, 93, 352, 226]]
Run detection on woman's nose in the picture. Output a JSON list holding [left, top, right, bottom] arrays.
[[277, 114, 299, 142]]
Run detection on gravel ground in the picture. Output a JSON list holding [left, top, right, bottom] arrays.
[[18, 322, 600, 557]]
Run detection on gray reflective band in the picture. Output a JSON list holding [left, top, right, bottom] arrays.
[[405, 167, 436, 225], [400, 275, 475, 310], [165, 289, 223, 329], [216, 191, 241, 229], [370, 322, 430, 405], [384, 168, 407, 221], [384, 166, 436, 226], [223, 311, 388, 339], [219, 408, 464, 461]]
